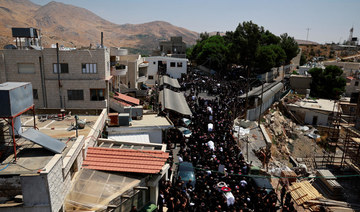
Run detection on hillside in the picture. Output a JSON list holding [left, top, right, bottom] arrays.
[[0, 0, 199, 54]]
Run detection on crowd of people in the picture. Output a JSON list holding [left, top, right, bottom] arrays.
[[158, 70, 296, 211]]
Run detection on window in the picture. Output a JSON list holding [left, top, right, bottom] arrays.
[[177, 62, 183, 67], [53, 63, 69, 73], [90, 89, 105, 101], [18, 63, 35, 74], [170, 62, 176, 67], [33, 89, 38, 99], [355, 81, 359, 86], [68, 90, 84, 100], [148, 75, 154, 80], [82, 63, 97, 74]]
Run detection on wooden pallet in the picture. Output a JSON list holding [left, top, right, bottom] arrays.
[[289, 181, 322, 205]]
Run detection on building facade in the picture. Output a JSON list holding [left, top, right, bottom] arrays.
[[110, 48, 148, 90], [0, 48, 111, 110], [145, 56, 188, 86]]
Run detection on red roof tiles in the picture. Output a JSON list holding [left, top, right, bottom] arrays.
[[113, 92, 140, 106], [83, 147, 169, 174]]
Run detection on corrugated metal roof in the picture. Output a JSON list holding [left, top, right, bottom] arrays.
[[159, 88, 192, 116], [20, 128, 66, 154], [83, 147, 168, 174], [114, 92, 140, 105], [160, 76, 181, 88]]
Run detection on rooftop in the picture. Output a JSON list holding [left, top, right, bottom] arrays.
[[127, 114, 173, 128], [0, 114, 99, 175], [83, 147, 169, 174], [288, 99, 341, 113], [145, 56, 188, 62]]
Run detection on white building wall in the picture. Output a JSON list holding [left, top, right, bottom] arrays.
[[144, 57, 187, 85], [166, 61, 187, 79], [145, 58, 159, 86], [304, 110, 329, 126]]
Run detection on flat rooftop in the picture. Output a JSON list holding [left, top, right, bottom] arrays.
[[121, 114, 173, 128], [289, 99, 341, 113], [0, 114, 99, 175]]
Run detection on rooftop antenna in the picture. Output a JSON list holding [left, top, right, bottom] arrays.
[[306, 28, 311, 41]]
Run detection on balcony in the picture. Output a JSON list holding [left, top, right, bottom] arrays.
[[139, 62, 149, 68], [111, 65, 128, 76], [137, 76, 147, 83]]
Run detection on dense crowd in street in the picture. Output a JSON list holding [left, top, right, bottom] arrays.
[[158, 70, 296, 211]]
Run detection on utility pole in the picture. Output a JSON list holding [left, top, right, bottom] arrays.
[[258, 82, 264, 126], [244, 67, 250, 120], [306, 28, 311, 41], [56, 43, 63, 108]]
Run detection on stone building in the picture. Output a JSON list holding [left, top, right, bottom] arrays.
[[0, 48, 111, 110], [153, 37, 187, 58]]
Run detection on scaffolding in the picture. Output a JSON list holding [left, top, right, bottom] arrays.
[[317, 97, 360, 172]]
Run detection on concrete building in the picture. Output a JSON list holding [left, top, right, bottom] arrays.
[[287, 99, 341, 126], [324, 61, 360, 78], [153, 37, 187, 58], [289, 75, 312, 95], [145, 56, 188, 86], [109, 48, 148, 90], [0, 48, 111, 110], [0, 109, 107, 212], [107, 113, 173, 144], [345, 76, 360, 97]]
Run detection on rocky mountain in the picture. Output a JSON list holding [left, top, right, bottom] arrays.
[[0, 0, 199, 53]]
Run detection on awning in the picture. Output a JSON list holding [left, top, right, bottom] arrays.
[[83, 147, 169, 174], [108, 133, 150, 143], [159, 88, 192, 116], [260, 82, 283, 103], [20, 128, 66, 154], [160, 75, 181, 88], [114, 92, 140, 106], [239, 81, 282, 99]]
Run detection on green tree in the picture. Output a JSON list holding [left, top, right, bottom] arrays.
[[300, 52, 307, 66], [280, 33, 300, 64], [188, 35, 228, 71], [308, 65, 346, 99], [229, 21, 264, 75]]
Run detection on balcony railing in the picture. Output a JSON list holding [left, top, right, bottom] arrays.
[[139, 62, 149, 68], [111, 66, 128, 76], [137, 76, 147, 83]]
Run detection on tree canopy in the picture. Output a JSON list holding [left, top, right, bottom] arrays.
[[308, 65, 346, 99], [187, 21, 299, 75]]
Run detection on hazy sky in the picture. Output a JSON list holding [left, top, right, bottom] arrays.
[[30, 0, 360, 44]]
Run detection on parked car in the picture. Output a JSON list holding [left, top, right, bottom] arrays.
[[177, 127, 192, 138], [177, 162, 196, 188], [181, 118, 191, 127]]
